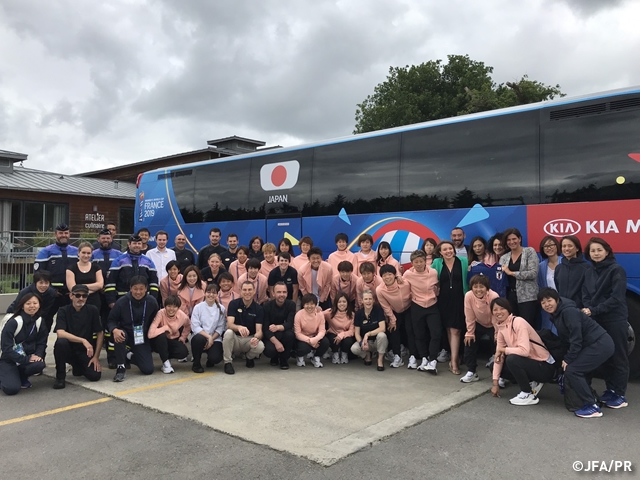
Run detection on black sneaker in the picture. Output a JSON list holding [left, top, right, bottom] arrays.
[[192, 364, 205, 374], [270, 357, 279, 367], [205, 359, 216, 368], [280, 360, 290, 370], [108, 362, 117, 370], [53, 378, 66, 389], [113, 367, 126, 382], [246, 359, 255, 368], [224, 362, 235, 375]]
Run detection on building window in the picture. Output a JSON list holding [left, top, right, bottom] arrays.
[[119, 207, 134, 235], [8, 200, 68, 232]]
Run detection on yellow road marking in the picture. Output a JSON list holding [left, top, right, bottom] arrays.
[[0, 397, 112, 427], [0, 373, 214, 428], [114, 372, 215, 396]]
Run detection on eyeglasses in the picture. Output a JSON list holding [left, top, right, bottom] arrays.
[[543, 244, 557, 249], [73, 293, 88, 299]]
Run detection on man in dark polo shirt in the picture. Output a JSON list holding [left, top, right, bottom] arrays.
[[223, 281, 265, 375], [221, 233, 239, 270], [53, 284, 103, 389], [197, 228, 227, 270], [262, 282, 296, 370], [172, 233, 196, 273], [267, 252, 299, 303]]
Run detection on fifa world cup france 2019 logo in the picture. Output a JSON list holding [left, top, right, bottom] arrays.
[[138, 191, 145, 223]]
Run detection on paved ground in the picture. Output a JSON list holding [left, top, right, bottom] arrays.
[[1, 375, 638, 479], [1, 332, 638, 478]]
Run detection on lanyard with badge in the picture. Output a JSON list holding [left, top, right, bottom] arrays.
[[13, 323, 36, 362], [129, 300, 147, 345]]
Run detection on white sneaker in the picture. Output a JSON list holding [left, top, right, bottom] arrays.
[[416, 357, 429, 371], [510, 391, 540, 406], [530, 381, 544, 396], [407, 355, 418, 369], [161, 360, 174, 374], [460, 371, 479, 383], [322, 350, 332, 360], [390, 354, 404, 368], [297, 356, 306, 367], [306, 351, 314, 359], [332, 352, 340, 364], [437, 349, 450, 363], [341, 352, 349, 364], [498, 377, 508, 388], [311, 356, 323, 368], [385, 351, 395, 363], [178, 355, 191, 363], [400, 344, 409, 357], [485, 355, 495, 368], [425, 359, 438, 374]]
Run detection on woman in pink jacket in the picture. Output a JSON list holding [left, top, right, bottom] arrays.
[[294, 294, 330, 368], [491, 297, 557, 406], [323, 292, 356, 365], [148, 295, 191, 374], [177, 266, 206, 318], [460, 275, 499, 383]]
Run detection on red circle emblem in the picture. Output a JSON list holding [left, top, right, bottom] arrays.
[[271, 166, 287, 187]]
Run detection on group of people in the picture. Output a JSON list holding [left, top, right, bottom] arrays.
[[0, 223, 631, 419]]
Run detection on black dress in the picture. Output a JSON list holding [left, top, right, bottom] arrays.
[[438, 257, 465, 330], [67, 262, 102, 309], [507, 254, 522, 310]]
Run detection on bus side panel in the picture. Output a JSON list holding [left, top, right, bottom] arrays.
[[302, 204, 527, 265]]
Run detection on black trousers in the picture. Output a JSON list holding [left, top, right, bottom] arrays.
[[150, 335, 189, 363], [503, 354, 556, 393], [598, 321, 629, 396], [564, 334, 614, 407], [463, 324, 495, 373], [114, 334, 154, 375], [387, 309, 409, 356], [54, 338, 101, 381], [325, 332, 356, 353], [191, 334, 223, 367], [296, 337, 330, 358], [0, 360, 46, 396], [507, 291, 539, 329], [263, 330, 295, 363], [99, 293, 116, 364], [410, 302, 442, 361]]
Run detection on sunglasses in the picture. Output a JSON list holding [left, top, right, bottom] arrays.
[[73, 293, 88, 299]]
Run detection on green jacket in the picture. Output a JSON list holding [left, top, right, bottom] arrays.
[[431, 256, 469, 294]]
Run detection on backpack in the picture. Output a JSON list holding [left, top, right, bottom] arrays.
[[0, 314, 43, 355]]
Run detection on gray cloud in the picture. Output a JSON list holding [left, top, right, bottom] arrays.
[[0, 0, 638, 174]]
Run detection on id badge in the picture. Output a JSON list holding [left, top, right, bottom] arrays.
[[13, 343, 25, 356], [133, 325, 144, 345]]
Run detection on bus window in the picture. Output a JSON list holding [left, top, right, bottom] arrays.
[[400, 111, 540, 207], [541, 106, 640, 204]]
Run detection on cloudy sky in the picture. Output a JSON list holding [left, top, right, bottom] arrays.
[[0, 0, 638, 175]]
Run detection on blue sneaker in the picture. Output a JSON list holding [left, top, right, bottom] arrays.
[[599, 389, 616, 404], [575, 404, 603, 418], [605, 394, 628, 409], [21, 380, 32, 389]]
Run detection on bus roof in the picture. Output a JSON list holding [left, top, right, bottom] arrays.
[[144, 85, 640, 175]]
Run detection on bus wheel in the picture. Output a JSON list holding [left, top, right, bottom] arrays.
[[627, 293, 640, 379]]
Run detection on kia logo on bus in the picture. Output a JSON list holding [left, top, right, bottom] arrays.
[[543, 219, 581, 236], [260, 160, 300, 191]]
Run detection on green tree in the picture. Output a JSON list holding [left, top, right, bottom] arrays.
[[354, 55, 564, 134]]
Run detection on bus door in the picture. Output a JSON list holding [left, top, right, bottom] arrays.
[[265, 215, 302, 247]]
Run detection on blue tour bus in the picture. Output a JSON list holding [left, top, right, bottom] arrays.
[[136, 86, 640, 375]]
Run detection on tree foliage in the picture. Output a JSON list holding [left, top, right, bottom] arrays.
[[354, 55, 564, 134]]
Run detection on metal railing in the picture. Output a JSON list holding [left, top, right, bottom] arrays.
[[0, 231, 129, 293]]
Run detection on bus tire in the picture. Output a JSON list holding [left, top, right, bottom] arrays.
[[626, 293, 640, 379]]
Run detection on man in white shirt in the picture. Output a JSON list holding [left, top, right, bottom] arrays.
[[146, 231, 176, 282]]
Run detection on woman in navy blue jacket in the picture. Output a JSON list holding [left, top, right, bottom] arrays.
[[539, 288, 614, 418], [554, 235, 590, 308], [582, 237, 629, 409]]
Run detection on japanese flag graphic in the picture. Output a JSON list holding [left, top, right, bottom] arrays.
[[260, 160, 300, 191]]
